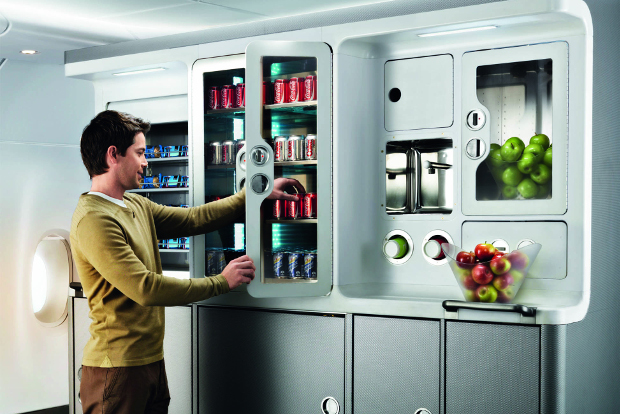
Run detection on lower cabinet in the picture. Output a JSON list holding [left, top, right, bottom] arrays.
[[352, 315, 441, 414], [445, 321, 541, 414], [197, 306, 345, 414]]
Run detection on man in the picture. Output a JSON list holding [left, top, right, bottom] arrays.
[[71, 110, 303, 413]]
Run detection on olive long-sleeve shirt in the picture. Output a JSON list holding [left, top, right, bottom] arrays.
[[70, 189, 245, 367]]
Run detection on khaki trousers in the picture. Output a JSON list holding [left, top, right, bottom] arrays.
[[80, 359, 171, 414]]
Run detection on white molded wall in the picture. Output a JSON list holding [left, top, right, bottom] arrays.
[[0, 60, 94, 414]]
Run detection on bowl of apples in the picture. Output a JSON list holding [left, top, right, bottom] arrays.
[[485, 133, 553, 200], [442, 242, 542, 303]]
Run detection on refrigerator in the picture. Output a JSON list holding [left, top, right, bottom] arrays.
[[63, 0, 619, 413]]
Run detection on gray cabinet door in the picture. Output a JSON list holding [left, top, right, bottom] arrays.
[[445, 321, 540, 414], [353, 315, 440, 414], [197, 306, 345, 414], [71, 297, 91, 414]]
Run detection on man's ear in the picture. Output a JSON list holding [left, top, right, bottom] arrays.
[[107, 146, 119, 166]]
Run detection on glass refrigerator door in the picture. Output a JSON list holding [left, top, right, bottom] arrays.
[[461, 42, 568, 215], [245, 41, 332, 298], [192, 54, 247, 280]]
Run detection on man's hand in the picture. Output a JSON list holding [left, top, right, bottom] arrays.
[[267, 177, 306, 201], [222, 255, 256, 290]]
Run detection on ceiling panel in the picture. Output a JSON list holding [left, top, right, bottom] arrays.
[[195, 0, 387, 18], [98, 3, 266, 37]]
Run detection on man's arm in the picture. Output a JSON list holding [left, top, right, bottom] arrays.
[[76, 212, 231, 306], [149, 188, 246, 240]]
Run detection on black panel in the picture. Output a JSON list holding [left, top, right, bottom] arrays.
[[445, 321, 540, 414], [197, 307, 345, 414], [353, 316, 440, 414]]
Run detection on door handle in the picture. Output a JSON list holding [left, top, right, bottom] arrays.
[[442, 300, 536, 317]]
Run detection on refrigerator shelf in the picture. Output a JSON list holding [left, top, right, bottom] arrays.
[[264, 100, 317, 113], [264, 277, 318, 284], [146, 156, 189, 163], [159, 249, 189, 253], [266, 219, 318, 224], [274, 160, 317, 167], [205, 107, 245, 120], [129, 188, 190, 193]]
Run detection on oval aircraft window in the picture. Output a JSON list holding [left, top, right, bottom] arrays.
[[32, 235, 71, 327]]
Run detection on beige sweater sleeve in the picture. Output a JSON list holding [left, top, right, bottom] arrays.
[[148, 188, 246, 240], [75, 211, 230, 307]]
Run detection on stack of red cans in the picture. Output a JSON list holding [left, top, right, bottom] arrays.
[[271, 75, 317, 105], [206, 84, 246, 110], [272, 193, 317, 219]]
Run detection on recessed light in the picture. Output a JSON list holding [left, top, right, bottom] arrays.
[[20, 50, 39, 55], [418, 25, 497, 37], [113, 68, 166, 76]]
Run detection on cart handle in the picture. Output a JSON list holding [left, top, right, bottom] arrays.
[[442, 300, 536, 317]]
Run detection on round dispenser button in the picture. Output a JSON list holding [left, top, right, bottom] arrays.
[[383, 236, 408, 259], [250, 146, 269, 166], [423, 240, 442, 259]]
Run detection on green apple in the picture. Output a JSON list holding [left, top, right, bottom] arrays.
[[487, 148, 505, 168], [530, 133, 550, 151], [531, 163, 551, 184], [500, 137, 525, 162], [537, 182, 551, 199], [517, 153, 539, 174], [543, 147, 552, 167], [490, 143, 501, 151], [502, 185, 518, 199], [502, 165, 524, 187], [523, 143, 545, 164], [517, 178, 539, 199]]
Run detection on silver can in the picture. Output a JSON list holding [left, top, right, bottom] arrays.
[[206, 251, 217, 275], [236, 140, 246, 155], [305, 134, 317, 160], [209, 141, 222, 165], [216, 251, 226, 274], [287, 135, 304, 161], [222, 140, 235, 164], [274, 136, 287, 162]]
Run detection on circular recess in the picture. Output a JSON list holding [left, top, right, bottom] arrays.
[[250, 174, 270, 194], [321, 397, 340, 414], [491, 238, 510, 254], [383, 230, 414, 265], [250, 146, 269, 166], [388, 88, 401, 102], [465, 138, 487, 160], [238, 150, 246, 171], [414, 409, 432, 414], [517, 239, 535, 249], [32, 234, 71, 327], [466, 109, 486, 131], [422, 230, 453, 266]]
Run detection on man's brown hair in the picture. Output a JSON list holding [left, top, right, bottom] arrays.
[[80, 110, 151, 178]]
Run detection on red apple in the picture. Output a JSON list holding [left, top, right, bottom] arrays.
[[492, 273, 514, 291], [476, 285, 498, 303], [507, 250, 529, 270], [461, 274, 479, 291], [506, 270, 524, 285], [474, 242, 497, 262], [456, 251, 476, 268], [472, 264, 494, 285], [490, 254, 512, 275], [497, 286, 515, 303]]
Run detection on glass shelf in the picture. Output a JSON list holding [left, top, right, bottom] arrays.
[[147, 156, 189, 163], [266, 219, 318, 224], [159, 249, 189, 253], [205, 107, 245, 120], [129, 188, 190, 193], [265, 100, 317, 114]]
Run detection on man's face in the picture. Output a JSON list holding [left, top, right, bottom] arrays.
[[116, 132, 147, 190]]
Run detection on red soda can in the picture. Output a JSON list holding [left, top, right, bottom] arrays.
[[305, 134, 317, 160], [303, 193, 318, 218], [262, 81, 273, 105], [221, 85, 235, 109], [286, 193, 304, 219], [274, 79, 289, 104], [304, 75, 317, 101], [236, 83, 245, 107], [208, 86, 220, 110], [274, 136, 287, 162], [273, 199, 285, 219], [288, 77, 305, 103]]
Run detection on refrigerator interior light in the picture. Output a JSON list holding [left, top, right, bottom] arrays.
[[20, 50, 39, 55], [417, 25, 497, 37], [113, 67, 166, 76]]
